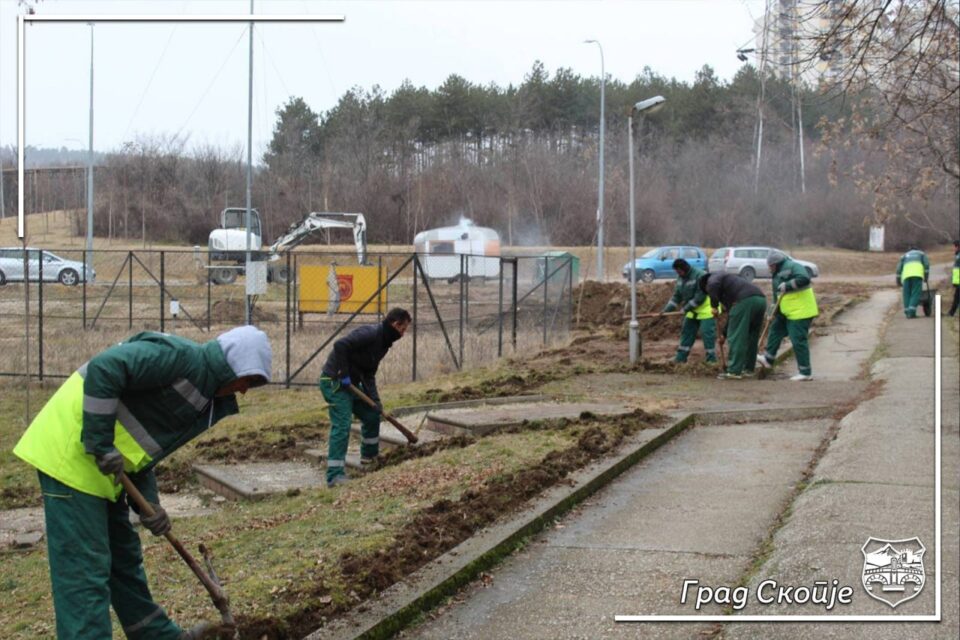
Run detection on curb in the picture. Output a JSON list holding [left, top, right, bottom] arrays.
[[308, 405, 832, 640]]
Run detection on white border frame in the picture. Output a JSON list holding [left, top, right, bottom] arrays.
[[16, 13, 344, 239], [617, 296, 943, 623]]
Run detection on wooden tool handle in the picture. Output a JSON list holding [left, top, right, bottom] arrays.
[[119, 473, 233, 624], [636, 311, 684, 319], [345, 384, 419, 444]]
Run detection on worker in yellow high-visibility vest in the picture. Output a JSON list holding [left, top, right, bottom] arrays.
[[949, 240, 959, 317], [13, 327, 272, 640], [757, 251, 819, 381], [896, 247, 930, 319]]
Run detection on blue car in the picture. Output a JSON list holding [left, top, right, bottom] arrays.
[[622, 246, 708, 283]]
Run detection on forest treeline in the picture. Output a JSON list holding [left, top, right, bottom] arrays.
[[3, 61, 957, 250]]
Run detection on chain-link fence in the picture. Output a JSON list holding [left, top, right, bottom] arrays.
[[0, 248, 575, 387]]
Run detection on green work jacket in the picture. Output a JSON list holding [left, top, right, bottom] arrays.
[[14, 332, 240, 501], [772, 258, 818, 320], [663, 266, 713, 319], [897, 250, 929, 281]]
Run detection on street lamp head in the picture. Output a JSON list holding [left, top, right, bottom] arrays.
[[633, 95, 666, 115], [584, 39, 597, 43]]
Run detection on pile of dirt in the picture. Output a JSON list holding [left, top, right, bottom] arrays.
[[233, 410, 665, 639], [574, 280, 679, 340], [204, 299, 279, 325]]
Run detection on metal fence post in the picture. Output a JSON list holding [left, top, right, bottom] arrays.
[[128, 251, 133, 330], [82, 248, 87, 330], [159, 251, 165, 333], [542, 256, 548, 346], [377, 255, 383, 323], [567, 257, 574, 334], [497, 258, 504, 357], [459, 254, 465, 368], [38, 255, 44, 381], [285, 251, 291, 388], [412, 255, 418, 382], [206, 249, 212, 333], [512, 258, 518, 351]]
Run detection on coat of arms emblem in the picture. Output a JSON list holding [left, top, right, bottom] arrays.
[[336, 274, 354, 300], [861, 537, 925, 608]]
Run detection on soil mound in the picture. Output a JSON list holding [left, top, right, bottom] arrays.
[[204, 299, 279, 325], [574, 280, 679, 340]]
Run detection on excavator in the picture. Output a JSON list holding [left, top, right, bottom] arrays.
[[206, 208, 368, 284]]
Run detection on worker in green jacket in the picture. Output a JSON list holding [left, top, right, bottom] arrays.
[[896, 247, 930, 318], [948, 240, 959, 317], [756, 251, 819, 381], [661, 258, 717, 363], [13, 327, 272, 640]]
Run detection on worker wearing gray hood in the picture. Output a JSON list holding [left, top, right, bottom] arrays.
[[14, 326, 272, 640]]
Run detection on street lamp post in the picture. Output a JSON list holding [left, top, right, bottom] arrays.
[[627, 96, 666, 364], [86, 22, 94, 275], [584, 39, 605, 281]]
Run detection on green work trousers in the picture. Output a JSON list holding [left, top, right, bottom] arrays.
[[764, 315, 813, 376], [38, 471, 181, 640], [902, 277, 923, 318], [724, 295, 767, 375], [676, 317, 717, 363], [319, 377, 381, 482]]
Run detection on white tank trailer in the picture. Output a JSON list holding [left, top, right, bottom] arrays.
[[414, 218, 501, 282]]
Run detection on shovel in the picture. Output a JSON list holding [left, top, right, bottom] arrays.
[[119, 474, 236, 636], [758, 296, 782, 353], [345, 384, 419, 444]]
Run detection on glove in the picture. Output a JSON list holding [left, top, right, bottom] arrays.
[[140, 503, 171, 536], [896, 277, 901, 287], [340, 375, 352, 387], [777, 282, 789, 293], [95, 450, 124, 478]]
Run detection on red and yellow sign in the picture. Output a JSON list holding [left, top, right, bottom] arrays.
[[299, 264, 387, 315]]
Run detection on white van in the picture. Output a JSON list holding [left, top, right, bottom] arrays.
[[414, 219, 501, 281]]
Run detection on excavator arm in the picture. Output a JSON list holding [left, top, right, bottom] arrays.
[[268, 212, 368, 264]]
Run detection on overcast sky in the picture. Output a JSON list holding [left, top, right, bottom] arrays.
[[1, 0, 765, 159]]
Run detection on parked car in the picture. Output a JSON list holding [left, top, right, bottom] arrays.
[[708, 246, 819, 281], [0, 247, 96, 286], [622, 246, 708, 283]]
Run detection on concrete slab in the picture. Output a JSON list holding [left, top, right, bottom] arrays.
[[193, 462, 326, 500], [402, 419, 831, 639], [427, 401, 634, 435], [721, 301, 960, 638]]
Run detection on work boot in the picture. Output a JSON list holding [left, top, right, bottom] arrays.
[[179, 621, 212, 640], [756, 354, 773, 369], [360, 455, 379, 468], [742, 370, 756, 378], [790, 373, 813, 381], [327, 474, 350, 488]]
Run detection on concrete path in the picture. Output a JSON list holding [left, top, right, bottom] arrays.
[[404, 418, 832, 640], [404, 292, 917, 638], [721, 308, 959, 637]]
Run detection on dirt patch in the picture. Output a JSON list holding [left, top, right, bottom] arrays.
[[0, 486, 39, 510], [574, 281, 675, 331], [228, 409, 665, 639], [203, 299, 279, 325]]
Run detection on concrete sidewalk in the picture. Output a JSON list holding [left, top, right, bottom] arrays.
[[722, 308, 959, 637], [402, 293, 909, 639]]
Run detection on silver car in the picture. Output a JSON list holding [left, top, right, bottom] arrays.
[[708, 247, 819, 281], [0, 247, 96, 286]]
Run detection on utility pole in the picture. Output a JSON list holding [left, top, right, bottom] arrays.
[[244, 0, 254, 325], [86, 22, 95, 273]]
